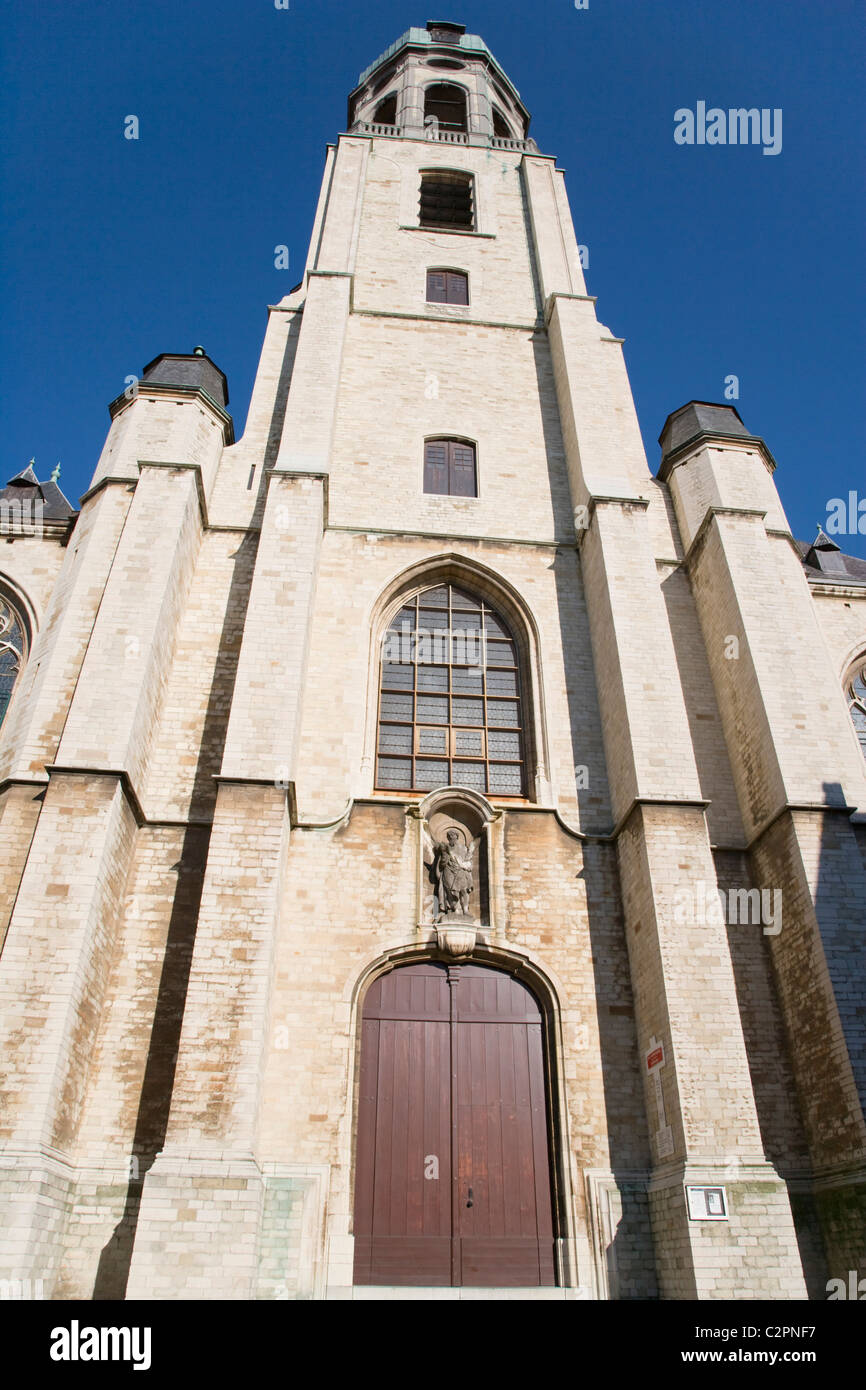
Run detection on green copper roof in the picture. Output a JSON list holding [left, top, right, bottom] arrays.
[[357, 27, 520, 97]]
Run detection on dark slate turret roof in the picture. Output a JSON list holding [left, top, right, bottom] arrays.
[[141, 348, 229, 409], [659, 402, 865, 584], [658, 400, 775, 473], [1, 464, 76, 524], [796, 534, 866, 585]]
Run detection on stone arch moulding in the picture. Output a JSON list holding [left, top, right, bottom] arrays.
[[337, 939, 582, 1294], [839, 640, 866, 687], [0, 573, 38, 738], [358, 551, 553, 804], [0, 570, 39, 649], [842, 646, 866, 774]]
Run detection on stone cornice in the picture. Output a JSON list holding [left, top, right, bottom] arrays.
[[658, 431, 777, 483], [682, 504, 771, 566], [745, 798, 860, 852], [107, 381, 235, 445], [605, 796, 711, 844], [44, 764, 146, 826]]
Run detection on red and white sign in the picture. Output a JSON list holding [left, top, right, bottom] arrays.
[[646, 1043, 665, 1072]]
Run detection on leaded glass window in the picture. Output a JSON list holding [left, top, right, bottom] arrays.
[[0, 596, 26, 728], [848, 663, 866, 759], [376, 584, 526, 796]]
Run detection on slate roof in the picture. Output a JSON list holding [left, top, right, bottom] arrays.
[[141, 350, 229, 410], [659, 403, 865, 585], [795, 533, 866, 586], [657, 400, 776, 473], [0, 464, 77, 524]]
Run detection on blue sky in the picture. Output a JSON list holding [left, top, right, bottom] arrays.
[[2, 0, 864, 554]]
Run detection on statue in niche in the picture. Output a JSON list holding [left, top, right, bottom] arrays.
[[434, 828, 475, 921]]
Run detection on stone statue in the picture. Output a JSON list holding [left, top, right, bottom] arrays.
[[435, 829, 474, 920]]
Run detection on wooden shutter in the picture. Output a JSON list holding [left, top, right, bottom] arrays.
[[424, 441, 477, 497], [427, 271, 448, 303], [449, 442, 477, 496], [446, 271, 468, 304], [424, 440, 450, 494], [427, 270, 468, 304]]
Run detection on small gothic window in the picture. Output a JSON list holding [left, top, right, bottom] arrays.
[[424, 439, 477, 497], [492, 108, 512, 138], [0, 594, 26, 728], [424, 83, 467, 133], [373, 94, 397, 126], [419, 171, 474, 230], [848, 663, 866, 758], [426, 269, 469, 304], [376, 582, 526, 796]]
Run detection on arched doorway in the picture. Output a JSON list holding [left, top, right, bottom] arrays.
[[353, 960, 556, 1287]]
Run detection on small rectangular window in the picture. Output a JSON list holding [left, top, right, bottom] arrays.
[[424, 439, 477, 498], [419, 172, 474, 231], [426, 270, 469, 304]]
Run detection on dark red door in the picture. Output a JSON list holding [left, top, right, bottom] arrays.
[[353, 961, 556, 1286]]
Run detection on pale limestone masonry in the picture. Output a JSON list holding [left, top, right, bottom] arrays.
[[0, 23, 863, 1301]]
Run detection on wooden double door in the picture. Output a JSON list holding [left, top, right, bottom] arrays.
[[353, 961, 556, 1287]]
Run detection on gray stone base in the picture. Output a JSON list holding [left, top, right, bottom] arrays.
[[125, 1150, 329, 1300], [648, 1159, 808, 1299], [0, 1148, 75, 1297]]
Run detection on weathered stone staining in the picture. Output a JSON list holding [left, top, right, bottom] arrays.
[[0, 22, 863, 1302]]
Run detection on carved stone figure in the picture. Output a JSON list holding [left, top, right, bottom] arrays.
[[435, 828, 474, 920]]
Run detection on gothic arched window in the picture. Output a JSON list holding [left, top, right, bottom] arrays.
[[0, 593, 27, 729], [376, 582, 526, 796], [848, 661, 866, 758]]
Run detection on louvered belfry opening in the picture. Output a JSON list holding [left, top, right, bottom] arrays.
[[419, 171, 474, 230], [426, 269, 469, 304], [424, 82, 468, 132], [376, 582, 526, 797]]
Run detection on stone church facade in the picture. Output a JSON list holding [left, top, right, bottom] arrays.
[[0, 22, 864, 1301]]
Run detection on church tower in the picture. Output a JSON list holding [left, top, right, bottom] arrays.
[[0, 21, 863, 1302]]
